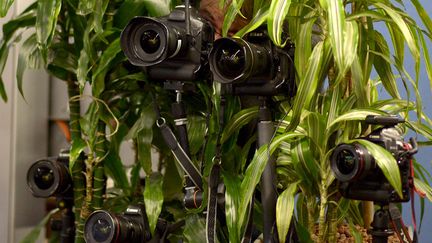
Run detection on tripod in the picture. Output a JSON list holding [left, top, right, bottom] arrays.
[[369, 204, 394, 243]]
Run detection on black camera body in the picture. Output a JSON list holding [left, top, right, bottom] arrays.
[[84, 204, 152, 243], [330, 116, 417, 203], [209, 29, 296, 96], [121, 5, 214, 81], [27, 150, 72, 200]]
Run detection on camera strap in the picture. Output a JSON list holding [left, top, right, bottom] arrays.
[[152, 95, 203, 190], [206, 95, 225, 243], [389, 203, 413, 243]]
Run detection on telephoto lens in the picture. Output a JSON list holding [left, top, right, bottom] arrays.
[[26, 152, 71, 198], [210, 37, 271, 84], [330, 143, 375, 182], [84, 205, 151, 243]]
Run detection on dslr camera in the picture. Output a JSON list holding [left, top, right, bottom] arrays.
[[27, 150, 72, 200], [84, 204, 183, 243], [330, 115, 418, 203], [209, 29, 296, 96], [121, 5, 214, 81]]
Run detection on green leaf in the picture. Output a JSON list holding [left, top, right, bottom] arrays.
[[16, 34, 43, 99], [410, 0, 432, 37], [267, 0, 292, 46], [35, 0, 61, 53], [187, 115, 207, 155], [222, 0, 246, 37], [287, 39, 332, 131], [238, 132, 303, 232], [223, 172, 241, 242], [374, 3, 420, 66], [417, 29, 432, 95], [69, 138, 86, 172], [235, 7, 269, 38], [104, 150, 130, 192], [114, 0, 149, 28], [326, 0, 346, 75], [414, 178, 432, 202], [221, 106, 258, 143], [144, 172, 164, 234], [140, 0, 170, 17], [351, 139, 402, 198], [276, 181, 298, 243], [183, 214, 208, 243], [326, 108, 387, 136], [0, 0, 14, 17], [92, 38, 122, 82], [294, 13, 316, 81], [77, 0, 95, 15], [20, 208, 60, 243]]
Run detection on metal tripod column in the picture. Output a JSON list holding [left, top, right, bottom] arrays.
[[258, 98, 277, 243], [370, 206, 393, 243]]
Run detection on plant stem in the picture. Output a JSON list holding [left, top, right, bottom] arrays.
[[80, 155, 94, 221], [67, 80, 86, 243], [318, 180, 328, 243], [326, 201, 338, 243], [306, 197, 316, 233], [93, 121, 107, 210]]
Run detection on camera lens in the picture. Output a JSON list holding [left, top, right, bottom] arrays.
[[84, 209, 149, 243], [121, 17, 182, 66], [85, 211, 115, 243], [215, 43, 245, 79], [210, 37, 271, 84], [335, 149, 356, 175], [330, 143, 374, 182], [140, 29, 161, 54], [27, 159, 71, 198], [92, 218, 112, 242], [33, 166, 54, 190]]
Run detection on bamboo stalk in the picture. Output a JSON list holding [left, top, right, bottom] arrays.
[[92, 121, 107, 210], [67, 80, 86, 243]]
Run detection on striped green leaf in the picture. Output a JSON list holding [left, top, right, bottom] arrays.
[[326, 108, 387, 136], [418, 29, 432, 95], [326, 0, 345, 76], [35, 0, 61, 51], [287, 39, 332, 131], [351, 139, 402, 198], [374, 3, 420, 66], [222, 0, 246, 37], [414, 178, 432, 202], [144, 172, 164, 234], [235, 7, 269, 38], [0, 0, 14, 17], [221, 106, 258, 143], [410, 0, 432, 36], [276, 181, 299, 243], [372, 31, 401, 99], [267, 0, 292, 46], [238, 132, 304, 232], [223, 172, 241, 243]]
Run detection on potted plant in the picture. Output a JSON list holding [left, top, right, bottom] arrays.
[[1, 0, 432, 242]]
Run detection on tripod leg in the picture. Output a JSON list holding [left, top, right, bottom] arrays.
[[257, 102, 278, 243]]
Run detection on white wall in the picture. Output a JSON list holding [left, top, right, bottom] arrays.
[[0, 0, 50, 242]]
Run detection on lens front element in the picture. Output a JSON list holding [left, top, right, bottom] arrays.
[[33, 165, 54, 190], [140, 29, 161, 54], [336, 149, 356, 175], [92, 218, 113, 242], [215, 43, 245, 79]]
